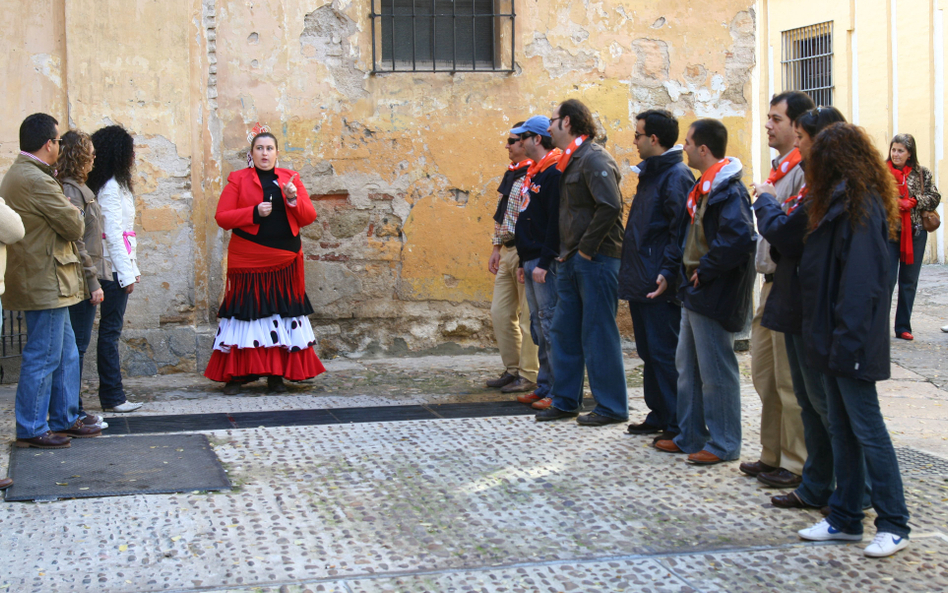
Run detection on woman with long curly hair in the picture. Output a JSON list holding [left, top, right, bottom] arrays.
[[204, 131, 325, 394], [794, 123, 910, 558], [86, 125, 143, 413], [56, 130, 110, 427], [885, 133, 941, 340]]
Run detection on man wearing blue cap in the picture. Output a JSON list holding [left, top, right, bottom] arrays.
[[510, 116, 562, 410]]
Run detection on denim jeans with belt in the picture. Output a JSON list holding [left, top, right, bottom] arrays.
[[822, 373, 910, 537], [628, 299, 681, 434], [522, 258, 558, 398], [14, 307, 80, 438], [673, 307, 742, 460], [549, 254, 628, 419], [97, 273, 130, 408]]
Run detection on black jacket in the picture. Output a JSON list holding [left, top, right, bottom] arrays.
[[799, 182, 892, 382], [753, 193, 808, 334], [677, 163, 757, 332], [515, 163, 561, 270], [618, 147, 695, 303], [558, 141, 624, 260]]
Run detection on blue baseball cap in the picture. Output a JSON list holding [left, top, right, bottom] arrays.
[[511, 115, 552, 138]]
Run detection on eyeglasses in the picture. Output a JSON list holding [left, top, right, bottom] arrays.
[[506, 137, 522, 145], [634, 132, 646, 140], [549, 116, 562, 124], [49, 138, 62, 145]]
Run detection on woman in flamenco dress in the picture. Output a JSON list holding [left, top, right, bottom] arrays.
[[205, 129, 326, 394]]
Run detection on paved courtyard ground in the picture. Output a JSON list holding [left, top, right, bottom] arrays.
[[1, 266, 947, 593]]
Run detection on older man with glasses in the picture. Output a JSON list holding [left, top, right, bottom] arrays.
[[485, 122, 540, 395]]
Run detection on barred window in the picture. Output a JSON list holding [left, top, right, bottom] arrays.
[[370, 0, 515, 73], [781, 21, 834, 106]]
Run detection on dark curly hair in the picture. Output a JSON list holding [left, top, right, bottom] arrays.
[[87, 125, 135, 194], [556, 99, 598, 141], [56, 130, 94, 185], [805, 123, 899, 240]]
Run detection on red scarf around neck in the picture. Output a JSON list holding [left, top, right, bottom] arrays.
[[783, 184, 808, 214], [766, 148, 802, 185], [508, 159, 533, 171], [687, 159, 728, 222], [888, 161, 915, 264], [556, 136, 588, 172], [521, 148, 563, 196]]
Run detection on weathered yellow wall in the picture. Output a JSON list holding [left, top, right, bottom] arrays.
[[3, 0, 757, 367], [761, 0, 947, 263]]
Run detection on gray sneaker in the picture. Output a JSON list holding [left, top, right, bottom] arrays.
[[104, 401, 143, 413], [500, 377, 538, 393]]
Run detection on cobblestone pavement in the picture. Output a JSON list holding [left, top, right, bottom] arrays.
[[1, 266, 947, 593]]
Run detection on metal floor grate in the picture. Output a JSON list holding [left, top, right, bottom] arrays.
[[896, 447, 948, 477]]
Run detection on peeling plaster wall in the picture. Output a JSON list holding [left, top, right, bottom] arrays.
[[3, 0, 756, 374]]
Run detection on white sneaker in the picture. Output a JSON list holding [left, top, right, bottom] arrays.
[[864, 532, 909, 557], [80, 413, 109, 430], [798, 519, 863, 542], [104, 401, 143, 413], [941, 325, 948, 333]]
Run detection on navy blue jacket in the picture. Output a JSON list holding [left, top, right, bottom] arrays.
[[515, 163, 561, 270], [753, 193, 808, 334], [677, 163, 757, 332], [618, 147, 695, 303], [799, 183, 892, 382]]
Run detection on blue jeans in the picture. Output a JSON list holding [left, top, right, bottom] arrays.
[[14, 308, 80, 438], [98, 273, 129, 408], [888, 231, 926, 334], [523, 259, 558, 398], [673, 308, 742, 460], [549, 254, 628, 419], [786, 334, 872, 507], [68, 298, 98, 413], [822, 373, 910, 537], [628, 299, 681, 434]]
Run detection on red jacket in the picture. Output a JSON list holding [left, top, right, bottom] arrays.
[[215, 167, 317, 234]]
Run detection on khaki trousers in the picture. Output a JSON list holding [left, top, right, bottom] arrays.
[[751, 281, 806, 475], [490, 245, 539, 381]]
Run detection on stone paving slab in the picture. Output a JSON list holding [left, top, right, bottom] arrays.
[[2, 416, 947, 593]]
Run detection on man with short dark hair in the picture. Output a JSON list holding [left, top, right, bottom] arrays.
[[535, 99, 628, 426], [2, 113, 101, 449], [739, 91, 813, 487], [654, 118, 756, 465], [618, 109, 694, 442], [509, 116, 562, 409], [486, 123, 540, 395]]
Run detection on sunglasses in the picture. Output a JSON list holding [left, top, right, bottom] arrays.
[[507, 137, 522, 145]]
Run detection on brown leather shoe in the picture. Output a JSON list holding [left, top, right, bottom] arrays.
[[15, 431, 71, 449], [486, 371, 518, 388], [757, 468, 803, 488], [688, 450, 724, 465], [531, 397, 553, 410], [55, 419, 102, 439], [516, 392, 543, 404], [771, 491, 816, 509], [654, 439, 683, 453], [501, 377, 538, 394], [739, 460, 778, 477], [0, 477, 12, 490]]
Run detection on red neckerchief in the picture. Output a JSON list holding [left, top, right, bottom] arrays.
[[555, 136, 588, 172], [766, 148, 802, 185], [508, 159, 533, 171], [888, 161, 915, 264], [687, 159, 728, 222], [784, 184, 808, 214], [519, 148, 563, 211]]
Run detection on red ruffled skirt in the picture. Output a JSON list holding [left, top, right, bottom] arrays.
[[204, 237, 325, 382]]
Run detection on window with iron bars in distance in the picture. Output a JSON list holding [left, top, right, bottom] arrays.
[[371, 0, 515, 73], [781, 21, 834, 106]]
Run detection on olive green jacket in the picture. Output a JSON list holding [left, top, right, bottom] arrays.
[[0, 154, 85, 310]]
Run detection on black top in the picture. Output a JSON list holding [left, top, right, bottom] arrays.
[[514, 163, 561, 270], [233, 167, 301, 252]]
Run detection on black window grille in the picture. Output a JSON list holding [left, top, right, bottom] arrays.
[[370, 0, 515, 73], [781, 21, 834, 106], [0, 309, 26, 384]]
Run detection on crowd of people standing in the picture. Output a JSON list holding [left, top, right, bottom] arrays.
[[485, 96, 940, 558]]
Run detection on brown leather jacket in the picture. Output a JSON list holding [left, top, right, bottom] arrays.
[[557, 140, 624, 261]]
